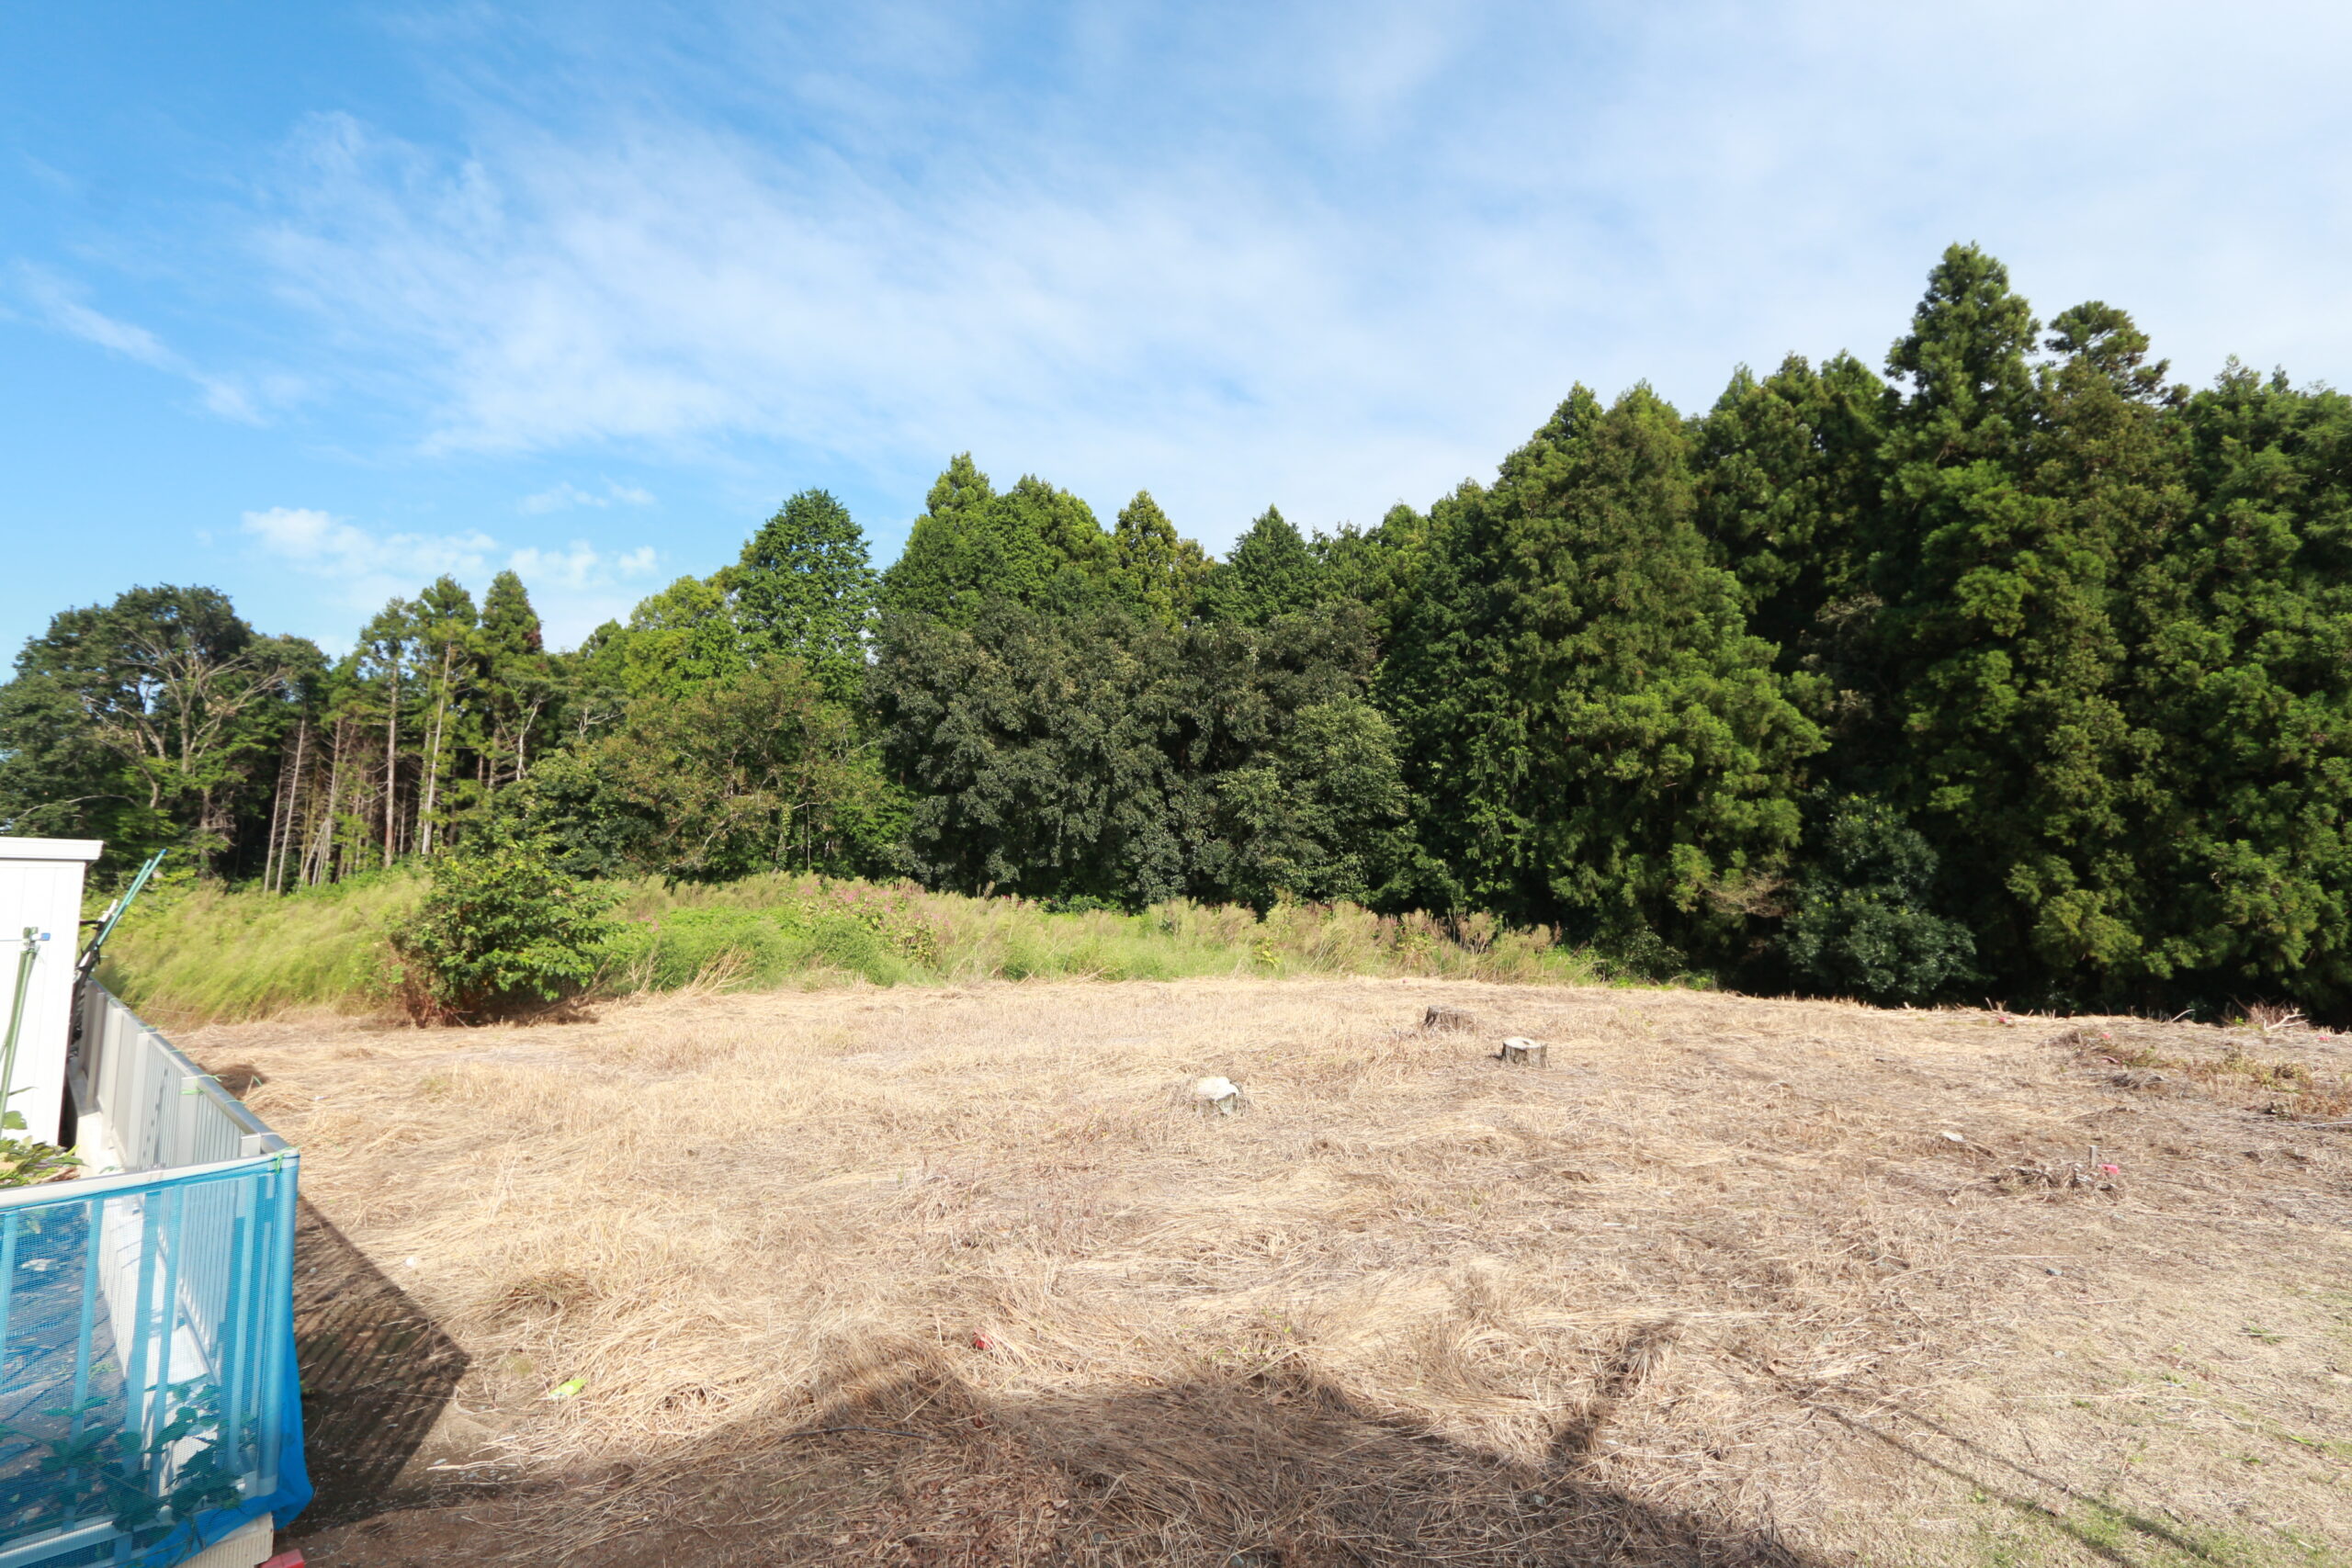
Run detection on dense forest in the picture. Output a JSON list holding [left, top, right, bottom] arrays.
[[6, 245, 2350, 1018]]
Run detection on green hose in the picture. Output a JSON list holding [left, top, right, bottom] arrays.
[[76, 849, 164, 983], [0, 927, 38, 1134]]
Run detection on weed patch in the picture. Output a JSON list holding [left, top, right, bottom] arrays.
[[102, 872, 1613, 1024]]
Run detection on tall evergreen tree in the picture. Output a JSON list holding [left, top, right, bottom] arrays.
[[479, 570, 554, 785], [480, 570, 545, 660], [881, 456, 1114, 624], [1385, 387, 1819, 963], [1693, 352, 1889, 687], [1113, 491, 1211, 625], [731, 488, 876, 697], [1198, 507, 1325, 626], [1317, 503, 1434, 646], [2126, 366, 2352, 1011], [1868, 246, 2168, 998], [410, 576, 479, 857]]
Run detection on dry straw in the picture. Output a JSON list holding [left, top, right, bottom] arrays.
[[195, 979, 2352, 1564]]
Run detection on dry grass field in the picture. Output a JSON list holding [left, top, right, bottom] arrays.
[[183, 978, 2352, 1567]]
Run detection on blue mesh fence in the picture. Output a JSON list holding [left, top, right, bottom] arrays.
[[0, 1154, 308, 1566]]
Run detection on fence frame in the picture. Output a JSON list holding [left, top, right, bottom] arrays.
[[0, 987, 306, 1568], [68, 989, 287, 1176]]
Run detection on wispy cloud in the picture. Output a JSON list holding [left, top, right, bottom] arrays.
[[243, 504, 497, 580], [251, 100, 1513, 534], [520, 479, 658, 514], [507, 541, 660, 589], [241, 506, 659, 647], [237, 1, 2352, 545], [15, 265, 271, 423]]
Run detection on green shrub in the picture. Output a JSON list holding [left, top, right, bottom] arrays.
[[388, 827, 617, 1021], [1781, 795, 1976, 1004]]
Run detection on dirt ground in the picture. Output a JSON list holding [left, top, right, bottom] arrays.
[[181, 978, 2352, 1566]]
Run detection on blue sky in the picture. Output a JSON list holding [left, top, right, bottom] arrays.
[[5, 2, 2348, 658]]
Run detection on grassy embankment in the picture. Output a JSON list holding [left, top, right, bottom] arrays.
[[98, 871, 1610, 1026]]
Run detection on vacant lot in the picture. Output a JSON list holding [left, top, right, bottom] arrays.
[[187, 979, 2352, 1566]]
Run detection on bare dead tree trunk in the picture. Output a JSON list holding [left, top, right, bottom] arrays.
[[383, 654, 401, 869], [360, 750, 384, 879], [283, 716, 311, 893], [419, 641, 457, 858], [305, 721, 337, 887], [263, 728, 294, 894], [517, 697, 541, 780]]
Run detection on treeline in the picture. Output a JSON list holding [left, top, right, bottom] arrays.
[[0, 573, 560, 890], [6, 244, 2350, 1018]]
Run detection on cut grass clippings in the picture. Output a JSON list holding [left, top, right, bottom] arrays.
[[188, 979, 2352, 1566], [2053, 1021, 2352, 1122]]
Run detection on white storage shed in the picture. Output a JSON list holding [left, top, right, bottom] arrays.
[[0, 836, 103, 1145]]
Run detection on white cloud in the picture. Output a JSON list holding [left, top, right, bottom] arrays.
[[505, 541, 661, 590], [228, 1, 2352, 547], [240, 506, 658, 648], [16, 265, 269, 423], [519, 479, 659, 513], [243, 505, 497, 581], [251, 104, 1497, 536]]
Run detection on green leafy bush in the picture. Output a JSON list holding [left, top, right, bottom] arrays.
[[1781, 795, 1976, 1004], [388, 826, 616, 1021]]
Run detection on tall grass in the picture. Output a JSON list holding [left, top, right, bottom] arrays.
[[101, 869, 1612, 1025], [98, 871, 427, 1025]]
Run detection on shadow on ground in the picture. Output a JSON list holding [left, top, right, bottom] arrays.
[[285, 1200, 470, 1528], [1813, 1402, 2239, 1568], [276, 1326, 2264, 1568], [269, 1299, 2260, 1568], [345, 1332, 1821, 1568]]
